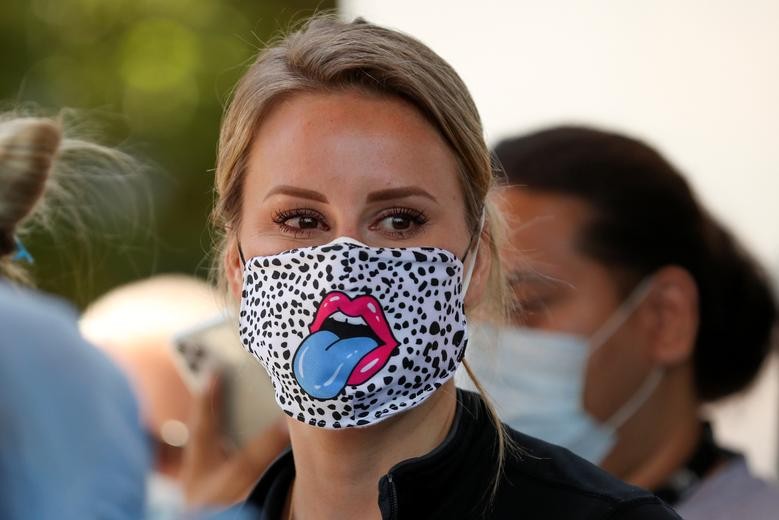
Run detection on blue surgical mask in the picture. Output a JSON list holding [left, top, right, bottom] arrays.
[[456, 278, 662, 465]]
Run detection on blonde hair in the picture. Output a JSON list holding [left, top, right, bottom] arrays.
[[211, 14, 514, 500], [0, 117, 61, 282], [0, 112, 143, 284]]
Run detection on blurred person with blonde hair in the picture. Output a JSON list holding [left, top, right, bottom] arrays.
[[0, 115, 149, 519]]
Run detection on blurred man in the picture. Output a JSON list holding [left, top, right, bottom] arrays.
[[462, 126, 779, 519], [81, 275, 215, 515], [81, 274, 288, 518]]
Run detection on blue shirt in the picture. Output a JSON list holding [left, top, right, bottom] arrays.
[[0, 281, 150, 519]]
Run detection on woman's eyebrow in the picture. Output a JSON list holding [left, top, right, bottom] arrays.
[[263, 185, 328, 202], [366, 186, 437, 203]]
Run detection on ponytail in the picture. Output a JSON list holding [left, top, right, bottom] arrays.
[[0, 111, 145, 284], [0, 117, 61, 280], [694, 216, 778, 400], [0, 118, 61, 244]]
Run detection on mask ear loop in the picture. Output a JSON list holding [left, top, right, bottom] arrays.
[[588, 276, 655, 352], [605, 368, 664, 430], [586, 276, 664, 431], [237, 242, 246, 268]]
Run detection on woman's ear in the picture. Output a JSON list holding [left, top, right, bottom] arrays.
[[640, 265, 699, 366], [224, 237, 244, 302]]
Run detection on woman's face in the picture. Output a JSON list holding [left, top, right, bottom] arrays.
[[498, 188, 654, 422], [226, 90, 475, 302]]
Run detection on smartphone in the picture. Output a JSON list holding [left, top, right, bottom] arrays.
[[171, 314, 282, 448]]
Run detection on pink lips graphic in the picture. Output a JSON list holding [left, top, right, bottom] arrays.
[[309, 291, 399, 386]]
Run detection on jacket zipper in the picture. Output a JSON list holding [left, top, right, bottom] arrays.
[[385, 474, 399, 520]]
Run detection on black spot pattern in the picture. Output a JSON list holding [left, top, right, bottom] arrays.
[[238, 239, 470, 428]]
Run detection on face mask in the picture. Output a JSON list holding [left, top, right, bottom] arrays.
[[457, 278, 662, 464], [239, 233, 480, 429]]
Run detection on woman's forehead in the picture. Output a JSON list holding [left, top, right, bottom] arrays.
[[243, 90, 461, 204]]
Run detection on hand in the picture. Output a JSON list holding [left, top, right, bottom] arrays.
[[180, 376, 289, 508]]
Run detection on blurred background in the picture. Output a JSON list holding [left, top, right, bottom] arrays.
[[2, 0, 776, 484], [340, 0, 779, 481], [0, 0, 333, 307]]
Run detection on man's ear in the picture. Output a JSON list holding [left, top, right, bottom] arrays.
[[464, 227, 491, 310], [639, 265, 699, 366], [224, 237, 244, 302]]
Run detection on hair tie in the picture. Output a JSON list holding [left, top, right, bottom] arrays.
[[12, 236, 34, 263]]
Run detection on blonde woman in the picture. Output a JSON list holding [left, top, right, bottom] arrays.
[[0, 116, 148, 518], [212, 16, 682, 519]]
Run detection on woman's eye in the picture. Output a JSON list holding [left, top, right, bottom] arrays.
[[372, 209, 428, 237], [382, 215, 411, 231], [272, 209, 328, 235], [511, 286, 547, 313], [289, 216, 319, 229]]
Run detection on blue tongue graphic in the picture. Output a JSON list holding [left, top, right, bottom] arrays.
[[293, 330, 379, 400]]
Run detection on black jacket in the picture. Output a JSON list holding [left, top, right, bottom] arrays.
[[244, 389, 682, 519]]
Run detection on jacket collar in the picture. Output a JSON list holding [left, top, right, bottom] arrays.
[[378, 389, 499, 519], [245, 389, 499, 519]]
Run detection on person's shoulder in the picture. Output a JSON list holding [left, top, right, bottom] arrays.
[[495, 427, 681, 519], [0, 282, 149, 519], [676, 456, 779, 518], [0, 282, 126, 388], [0, 281, 78, 327]]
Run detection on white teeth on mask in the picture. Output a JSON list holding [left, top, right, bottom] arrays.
[[329, 311, 368, 327]]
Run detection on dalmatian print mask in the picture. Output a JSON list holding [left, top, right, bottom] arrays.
[[238, 236, 479, 429]]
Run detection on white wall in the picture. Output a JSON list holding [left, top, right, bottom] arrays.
[[340, 0, 779, 268], [341, 0, 779, 479]]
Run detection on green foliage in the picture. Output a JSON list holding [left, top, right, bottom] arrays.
[[0, 0, 333, 307]]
